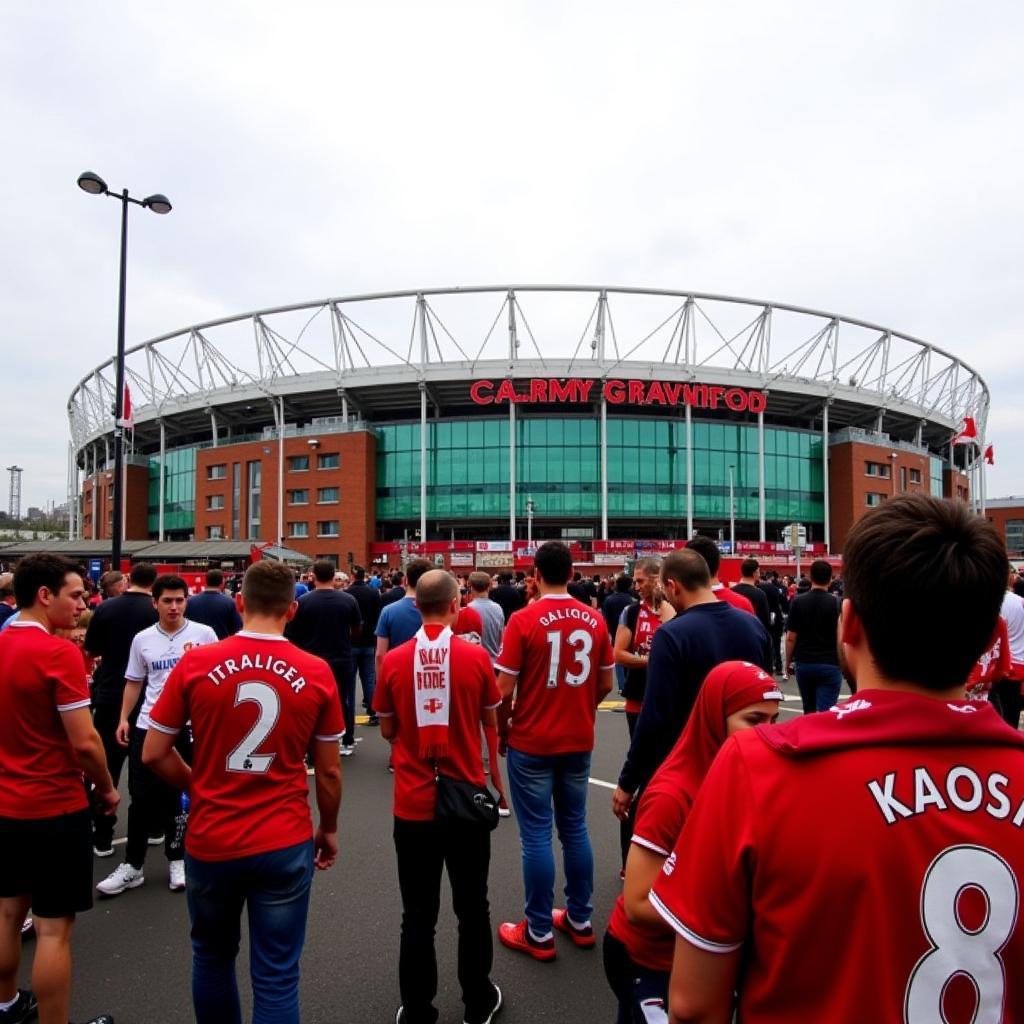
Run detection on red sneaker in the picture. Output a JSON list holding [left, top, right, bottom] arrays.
[[497, 920, 556, 961], [552, 908, 596, 948]]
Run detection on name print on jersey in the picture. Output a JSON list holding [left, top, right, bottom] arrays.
[[538, 606, 600, 630], [867, 766, 1024, 827], [206, 652, 308, 693]]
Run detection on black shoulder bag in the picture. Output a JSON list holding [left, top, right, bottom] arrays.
[[434, 765, 500, 831]]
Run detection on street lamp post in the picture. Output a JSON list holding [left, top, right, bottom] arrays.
[[77, 172, 171, 571], [526, 495, 535, 546]]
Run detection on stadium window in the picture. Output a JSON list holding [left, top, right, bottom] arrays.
[[1006, 520, 1024, 553], [865, 492, 886, 508], [288, 455, 310, 472], [865, 462, 890, 479], [899, 467, 907, 492], [207, 525, 224, 539], [207, 464, 227, 480], [289, 521, 309, 538], [317, 520, 340, 537], [206, 494, 225, 511], [318, 487, 340, 503], [909, 468, 922, 484], [289, 489, 309, 505], [317, 453, 339, 470]]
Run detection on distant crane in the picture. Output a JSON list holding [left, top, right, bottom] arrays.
[[6, 466, 22, 521]]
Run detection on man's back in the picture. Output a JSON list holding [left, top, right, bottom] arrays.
[[602, 591, 634, 637], [84, 591, 158, 707], [469, 596, 505, 659], [150, 632, 343, 861], [347, 580, 382, 646], [495, 594, 615, 755], [490, 583, 525, 623], [375, 595, 422, 649], [652, 692, 1024, 1022], [186, 589, 242, 640], [285, 588, 361, 664], [732, 582, 770, 633], [787, 588, 840, 663]]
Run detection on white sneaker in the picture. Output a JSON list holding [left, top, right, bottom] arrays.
[[340, 743, 355, 757], [168, 859, 186, 891], [96, 862, 145, 896]]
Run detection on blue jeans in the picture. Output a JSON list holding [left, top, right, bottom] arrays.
[[795, 662, 843, 714], [352, 646, 376, 712], [186, 839, 314, 1024], [506, 747, 593, 938]]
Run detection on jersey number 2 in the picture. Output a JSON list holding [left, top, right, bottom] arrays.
[[226, 681, 280, 774], [545, 629, 593, 688], [904, 844, 1019, 1023]]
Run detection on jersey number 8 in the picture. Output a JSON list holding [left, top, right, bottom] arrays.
[[904, 844, 1019, 1023]]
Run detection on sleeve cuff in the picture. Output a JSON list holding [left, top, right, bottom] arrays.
[[314, 732, 344, 741], [630, 834, 671, 857], [57, 699, 92, 712], [648, 891, 742, 954], [148, 719, 180, 735], [374, 710, 395, 718], [493, 663, 519, 676]]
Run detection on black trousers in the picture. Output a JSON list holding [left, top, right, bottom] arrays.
[[619, 711, 641, 869], [393, 816, 494, 1024], [769, 622, 784, 673], [990, 677, 1022, 729], [92, 703, 130, 849], [126, 725, 192, 869]]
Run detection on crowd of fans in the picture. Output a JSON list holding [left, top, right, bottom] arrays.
[[1, 492, 1023, 1023]]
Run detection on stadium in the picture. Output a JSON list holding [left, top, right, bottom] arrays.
[[66, 286, 984, 572]]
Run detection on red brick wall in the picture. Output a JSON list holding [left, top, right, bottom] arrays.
[[986, 505, 1024, 556], [80, 465, 149, 540], [194, 431, 377, 565], [828, 442, 932, 553]]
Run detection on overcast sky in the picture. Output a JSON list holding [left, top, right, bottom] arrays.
[[3, 1, 1023, 512]]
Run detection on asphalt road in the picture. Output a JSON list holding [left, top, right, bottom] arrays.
[[20, 678, 810, 1024]]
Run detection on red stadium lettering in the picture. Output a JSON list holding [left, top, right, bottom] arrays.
[[749, 390, 767, 413], [646, 380, 667, 405], [628, 380, 646, 405], [529, 378, 548, 402], [495, 380, 518, 404], [724, 387, 748, 412], [683, 383, 707, 408], [575, 379, 596, 402], [707, 385, 725, 409], [663, 382, 684, 405], [549, 379, 575, 404], [470, 380, 494, 404], [604, 379, 626, 404]]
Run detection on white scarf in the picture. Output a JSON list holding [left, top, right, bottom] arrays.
[[413, 625, 453, 759]]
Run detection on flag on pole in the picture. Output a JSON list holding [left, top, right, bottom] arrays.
[[952, 416, 978, 446], [117, 383, 134, 430], [984, 444, 994, 465]]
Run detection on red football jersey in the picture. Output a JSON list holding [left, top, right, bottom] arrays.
[[0, 622, 92, 818], [454, 604, 483, 642], [495, 593, 615, 755], [149, 631, 345, 862], [650, 690, 1024, 1023], [608, 754, 689, 971], [967, 617, 1011, 696], [374, 625, 501, 820]]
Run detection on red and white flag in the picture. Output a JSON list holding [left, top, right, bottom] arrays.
[[952, 415, 978, 446], [984, 444, 994, 466], [117, 383, 134, 430]]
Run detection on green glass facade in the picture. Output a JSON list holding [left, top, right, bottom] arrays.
[[148, 446, 197, 534], [929, 456, 944, 498], [375, 417, 824, 524]]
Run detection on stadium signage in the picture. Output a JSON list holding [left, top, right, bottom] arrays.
[[469, 378, 767, 413]]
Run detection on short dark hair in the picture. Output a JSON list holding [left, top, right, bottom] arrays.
[[313, 559, 336, 584], [809, 559, 832, 586], [153, 574, 189, 601], [353, 565, 366, 581], [100, 570, 124, 595], [497, 572, 513, 585], [242, 561, 297, 617], [661, 548, 711, 592], [390, 571, 404, 588], [741, 558, 759, 578], [534, 541, 573, 585], [615, 574, 633, 593], [686, 535, 720, 576], [405, 558, 433, 589], [129, 562, 157, 588], [205, 568, 224, 588], [14, 553, 83, 609], [468, 571, 492, 594], [844, 494, 1007, 690]]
